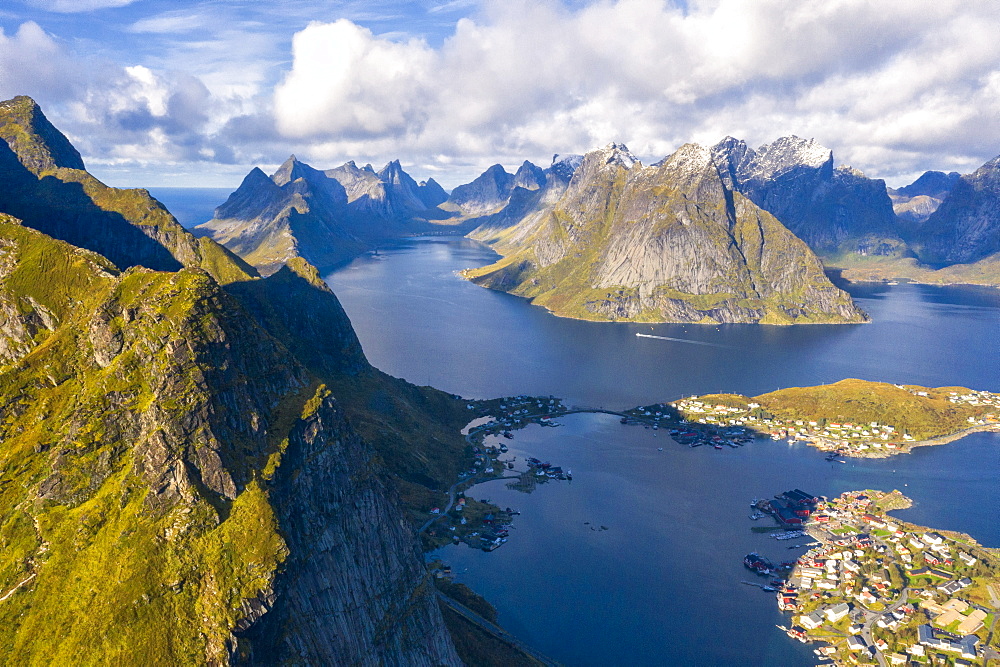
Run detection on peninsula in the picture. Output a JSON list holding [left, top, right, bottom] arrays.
[[760, 489, 1000, 666]]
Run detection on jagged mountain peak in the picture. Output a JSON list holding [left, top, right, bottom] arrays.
[[549, 153, 583, 180], [0, 95, 86, 175], [659, 142, 715, 180], [752, 135, 833, 180], [593, 142, 640, 169], [512, 160, 545, 191]]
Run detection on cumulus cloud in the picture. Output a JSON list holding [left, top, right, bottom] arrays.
[[270, 0, 1000, 185], [0, 21, 81, 101]]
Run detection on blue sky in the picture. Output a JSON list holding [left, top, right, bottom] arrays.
[[3, 1, 1000, 189]]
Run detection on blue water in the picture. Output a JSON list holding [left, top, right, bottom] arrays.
[[147, 187, 231, 228], [323, 237, 1000, 666]]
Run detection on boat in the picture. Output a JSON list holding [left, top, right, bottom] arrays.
[[762, 586, 776, 592]]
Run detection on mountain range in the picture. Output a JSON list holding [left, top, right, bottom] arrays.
[[462, 142, 866, 324], [196, 154, 458, 275], [0, 96, 485, 664]]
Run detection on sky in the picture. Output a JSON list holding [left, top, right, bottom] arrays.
[[2, 0, 1000, 190]]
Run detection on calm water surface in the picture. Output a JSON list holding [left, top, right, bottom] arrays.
[[148, 187, 231, 228], [324, 237, 1000, 667]]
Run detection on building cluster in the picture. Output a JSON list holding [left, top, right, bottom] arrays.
[[671, 397, 913, 454], [771, 490, 996, 665]]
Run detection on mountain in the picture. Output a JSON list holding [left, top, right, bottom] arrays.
[[711, 135, 903, 260], [913, 156, 1000, 264], [0, 97, 466, 664], [462, 142, 866, 324], [0, 96, 256, 284], [198, 156, 461, 275], [888, 170, 961, 224]]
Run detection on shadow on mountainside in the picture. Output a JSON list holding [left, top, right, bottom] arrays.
[[0, 139, 182, 272]]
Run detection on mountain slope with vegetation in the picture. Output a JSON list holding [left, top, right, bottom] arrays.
[[462, 143, 866, 324], [0, 96, 463, 665]]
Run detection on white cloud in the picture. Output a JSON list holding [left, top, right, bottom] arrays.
[[0, 21, 81, 100], [269, 0, 1000, 186]]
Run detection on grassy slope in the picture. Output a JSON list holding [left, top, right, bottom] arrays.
[[824, 250, 1000, 287], [0, 226, 315, 663], [694, 379, 988, 441]]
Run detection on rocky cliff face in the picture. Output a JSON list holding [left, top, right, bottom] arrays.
[[711, 136, 902, 258], [915, 156, 1000, 264], [199, 156, 463, 275], [463, 143, 866, 324], [0, 98, 460, 665]]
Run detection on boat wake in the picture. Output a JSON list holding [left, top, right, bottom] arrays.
[[635, 333, 727, 347]]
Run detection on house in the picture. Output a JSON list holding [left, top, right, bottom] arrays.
[[825, 603, 850, 623], [799, 612, 824, 630], [846, 635, 868, 652]]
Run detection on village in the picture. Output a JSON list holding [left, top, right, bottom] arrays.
[[669, 388, 1000, 457], [749, 488, 1000, 666], [420, 395, 573, 552]]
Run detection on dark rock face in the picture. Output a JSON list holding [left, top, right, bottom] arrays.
[[711, 136, 900, 255], [916, 156, 1000, 263], [242, 393, 460, 666], [464, 142, 867, 324], [447, 164, 517, 215], [894, 171, 961, 199]]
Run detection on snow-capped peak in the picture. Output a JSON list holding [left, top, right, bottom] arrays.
[[751, 136, 832, 180], [597, 142, 639, 169]]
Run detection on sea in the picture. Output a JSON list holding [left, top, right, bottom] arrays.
[[321, 236, 1000, 667], [156, 187, 1000, 665]]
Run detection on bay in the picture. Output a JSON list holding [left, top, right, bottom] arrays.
[[322, 236, 1000, 666]]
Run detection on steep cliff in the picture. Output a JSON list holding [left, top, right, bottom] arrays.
[[463, 143, 866, 324], [711, 135, 903, 259], [199, 156, 465, 275], [915, 155, 1000, 264], [0, 98, 462, 665]]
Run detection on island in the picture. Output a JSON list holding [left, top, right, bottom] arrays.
[[661, 379, 1000, 457], [752, 489, 1000, 666]]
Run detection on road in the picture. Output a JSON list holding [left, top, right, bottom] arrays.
[[859, 587, 910, 667], [436, 591, 560, 666]]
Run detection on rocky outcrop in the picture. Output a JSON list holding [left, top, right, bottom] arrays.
[[914, 155, 1000, 264], [463, 142, 866, 324]]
